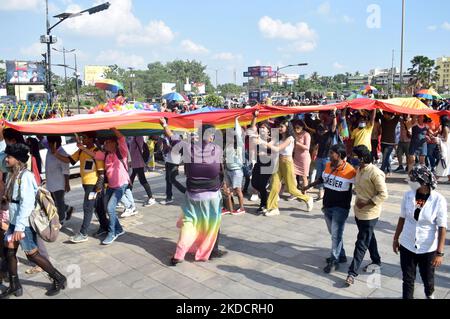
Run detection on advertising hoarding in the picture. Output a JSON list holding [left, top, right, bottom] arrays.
[[6, 61, 45, 84], [84, 65, 110, 86]]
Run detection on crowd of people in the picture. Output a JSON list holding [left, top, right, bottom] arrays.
[[0, 96, 448, 299]]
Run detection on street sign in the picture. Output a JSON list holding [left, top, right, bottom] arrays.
[[40, 35, 58, 44]]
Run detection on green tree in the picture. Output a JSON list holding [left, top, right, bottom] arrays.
[[0, 60, 6, 83], [310, 72, 320, 84], [408, 55, 440, 90], [217, 83, 243, 97], [204, 94, 224, 107]]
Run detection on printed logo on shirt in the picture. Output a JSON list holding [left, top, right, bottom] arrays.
[[322, 162, 356, 192]]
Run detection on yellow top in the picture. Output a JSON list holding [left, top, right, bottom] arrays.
[[70, 147, 105, 186], [351, 124, 374, 151]]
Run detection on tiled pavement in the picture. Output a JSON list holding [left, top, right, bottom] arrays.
[[5, 169, 450, 299]]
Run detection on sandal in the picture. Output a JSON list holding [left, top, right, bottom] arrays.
[[345, 275, 355, 287], [25, 266, 43, 275]]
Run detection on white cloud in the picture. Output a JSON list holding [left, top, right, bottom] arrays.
[[62, 0, 174, 46], [259, 16, 316, 41], [292, 41, 317, 53], [442, 22, 450, 31], [343, 15, 354, 24], [117, 20, 175, 46], [181, 40, 209, 55], [213, 52, 243, 61], [20, 42, 46, 57], [427, 25, 438, 31], [317, 2, 331, 16], [95, 50, 146, 69], [0, 0, 41, 11], [333, 62, 345, 69]]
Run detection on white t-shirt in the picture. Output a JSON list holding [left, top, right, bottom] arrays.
[[400, 190, 448, 254], [279, 136, 295, 156], [45, 147, 70, 193]]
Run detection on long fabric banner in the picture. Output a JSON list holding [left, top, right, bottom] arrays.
[[3, 98, 450, 135]]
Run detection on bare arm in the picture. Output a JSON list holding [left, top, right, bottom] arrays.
[[369, 110, 376, 127], [250, 110, 259, 132], [393, 217, 405, 254], [159, 118, 174, 138], [111, 128, 123, 139], [52, 151, 71, 164], [262, 137, 293, 153]]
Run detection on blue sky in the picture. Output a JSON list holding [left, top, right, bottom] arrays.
[[1, 0, 449, 85]]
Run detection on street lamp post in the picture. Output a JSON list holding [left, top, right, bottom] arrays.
[[276, 63, 308, 90], [41, 1, 110, 106], [399, 0, 406, 96], [74, 53, 81, 114], [53, 47, 75, 110], [128, 67, 135, 101]]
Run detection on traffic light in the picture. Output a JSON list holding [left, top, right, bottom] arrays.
[[87, 2, 110, 15]]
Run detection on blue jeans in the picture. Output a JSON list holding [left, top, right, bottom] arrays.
[[315, 157, 329, 189], [120, 188, 135, 209], [323, 207, 349, 261], [380, 144, 395, 173], [427, 144, 437, 170], [105, 185, 128, 236]]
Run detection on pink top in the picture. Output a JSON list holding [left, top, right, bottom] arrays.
[[0, 210, 8, 224], [95, 136, 130, 189]]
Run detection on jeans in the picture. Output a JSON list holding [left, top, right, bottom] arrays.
[[427, 144, 437, 170], [380, 143, 395, 173], [130, 167, 153, 199], [120, 188, 135, 209], [323, 207, 349, 261], [315, 157, 329, 189], [348, 218, 381, 277], [80, 185, 109, 236], [165, 162, 186, 200], [105, 185, 128, 236], [400, 245, 435, 299], [51, 190, 68, 222]]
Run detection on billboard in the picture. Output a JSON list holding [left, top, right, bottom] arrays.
[[6, 61, 45, 84], [84, 65, 110, 86], [162, 83, 177, 95], [246, 66, 273, 78]]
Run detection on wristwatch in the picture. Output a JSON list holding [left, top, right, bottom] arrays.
[[436, 252, 445, 257]]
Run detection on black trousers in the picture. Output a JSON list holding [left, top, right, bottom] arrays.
[[80, 185, 109, 236], [348, 218, 381, 277], [165, 162, 186, 199], [51, 190, 68, 222], [400, 245, 435, 299], [130, 167, 153, 199], [251, 163, 271, 209]]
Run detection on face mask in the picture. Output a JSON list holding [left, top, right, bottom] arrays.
[[359, 123, 367, 129], [350, 158, 361, 168], [408, 181, 422, 192]]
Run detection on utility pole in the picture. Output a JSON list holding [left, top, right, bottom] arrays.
[[46, 0, 52, 106], [391, 49, 395, 96], [399, 0, 406, 96], [74, 53, 81, 114]]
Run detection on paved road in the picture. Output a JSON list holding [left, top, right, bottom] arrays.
[[5, 169, 450, 299]]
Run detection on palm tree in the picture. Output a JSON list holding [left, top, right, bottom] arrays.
[[408, 55, 440, 90], [310, 72, 320, 84]]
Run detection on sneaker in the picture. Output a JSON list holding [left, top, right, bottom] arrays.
[[256, 207, 267, 215], [121, 207, 138, 218], [116, 230, 126, 238], [323, 260, 339, 274], [287, 196, 296, 201], [170, 257, 183, 266], [232, 208, 246, 216], [306, 197, 314, 212], [143, 198, 156, 207], [65, 206, 74, 221], [363, 262, 382, 273], [102, 233, 118, 245], [69, 233, 88, 244], [160, 199, 174, 205], [221, 208, 232, 216], [250, 194, 260, 202], [394, 166, 404, 173], [426, 294, 435, 299], [94, 228, 108, 238], [209, 250, 228, 260], [116, 203, 125, 209], [264, 208, 280, 217], [326, 256, 348, 264]]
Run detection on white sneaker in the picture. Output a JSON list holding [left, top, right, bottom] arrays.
[[117, 202, 125, 209], [306, 197, 314, 212], [121, 207, 138, 218], [250, 194, 259, 202], [264, 209, 280, 217], [160, 199, 174, 205], [287, 196, 296, 201], [143, 198, 156, 207]]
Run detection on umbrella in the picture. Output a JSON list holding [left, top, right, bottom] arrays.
[[162, 92, 186, 102], [415, 88, 443, 100], [95, 79, 124, 93], [360, 85, 379, 94]]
